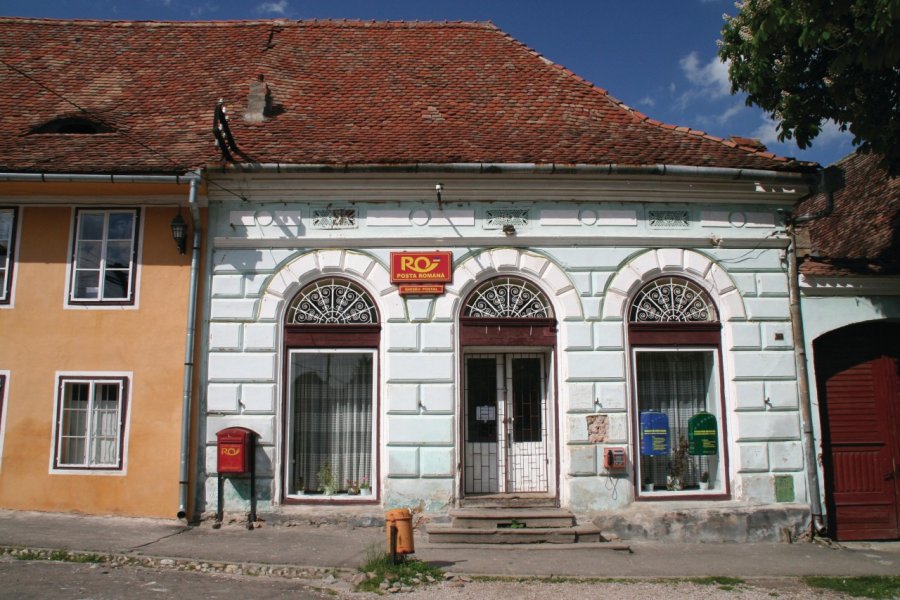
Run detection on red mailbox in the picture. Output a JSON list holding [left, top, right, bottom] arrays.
[[216, 427, 254, 474]]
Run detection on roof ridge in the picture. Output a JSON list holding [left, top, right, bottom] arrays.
[[489, 24, 802, 167], [0, 17, 496, 29]]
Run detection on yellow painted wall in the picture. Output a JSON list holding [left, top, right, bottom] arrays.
[[0, 203, 200, 518]]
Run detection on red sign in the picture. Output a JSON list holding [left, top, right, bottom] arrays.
[[399, 284, 445, 295], [390, 252, 453, 284]]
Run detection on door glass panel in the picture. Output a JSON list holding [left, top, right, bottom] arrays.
[[466, 358, 498, 444], [511, 357, 542, 442]]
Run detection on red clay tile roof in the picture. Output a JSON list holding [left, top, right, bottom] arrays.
[[797, 152, 900, 276], [0, 18, 814, 175]]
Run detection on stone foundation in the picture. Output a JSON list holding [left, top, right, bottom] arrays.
[[589, 503, 811, 542]]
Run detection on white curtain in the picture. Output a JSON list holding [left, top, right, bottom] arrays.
[[291, 353, 373, 494]]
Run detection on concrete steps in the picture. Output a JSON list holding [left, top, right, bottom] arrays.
[[426, 507, 606, 545]]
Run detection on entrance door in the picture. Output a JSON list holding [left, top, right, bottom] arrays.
[[463, 353, 552, 495], [815, 322, 900, 540]]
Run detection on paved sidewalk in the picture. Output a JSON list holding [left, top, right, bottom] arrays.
[[0, 510, 898, 579]]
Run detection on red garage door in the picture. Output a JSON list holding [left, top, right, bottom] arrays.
[[815, 322, 900, 540]]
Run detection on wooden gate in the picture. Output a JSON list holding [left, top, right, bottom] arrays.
[[815, 322, 900, 540]]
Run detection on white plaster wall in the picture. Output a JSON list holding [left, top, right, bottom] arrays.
[[200, 193, 801, 515]]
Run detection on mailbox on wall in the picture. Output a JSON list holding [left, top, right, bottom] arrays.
[[216, 427, 254, 474]]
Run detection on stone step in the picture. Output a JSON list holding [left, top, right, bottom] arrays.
[[426, 524, 607, 544], [458, 495, 558, 509], [449, 508, 576, 529]]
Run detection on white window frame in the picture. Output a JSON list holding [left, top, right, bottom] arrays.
[[632, 347, 724, 496], [67, 208, 140, 306], [0, 371, 8, 473], [51, 372, 131, 474], [0, 207, 19, 306], [284, 348, 378, 501]]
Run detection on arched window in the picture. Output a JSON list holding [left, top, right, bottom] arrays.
[[286, 278, 377, 324], [283, 277, 380, 503], [629, 277, 717, 323], [463, 277, 553, 319], [628, 276, 726, 498]]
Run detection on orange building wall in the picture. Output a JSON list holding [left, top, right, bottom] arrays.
[[0, 203, 198, 518]]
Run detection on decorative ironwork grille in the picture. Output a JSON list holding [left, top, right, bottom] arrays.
[[629, 277, 718, 322], [484, 209, 529, 229], [311, 209, 357, 230], [463, 277, 553, 318], [287, 278, 377, 324], [648, 210, 690, 229]]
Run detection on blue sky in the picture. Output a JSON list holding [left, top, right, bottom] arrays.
[[2, 0, 856, 167]]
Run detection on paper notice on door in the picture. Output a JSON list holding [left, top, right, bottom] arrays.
[[476, 405, 496, 422]]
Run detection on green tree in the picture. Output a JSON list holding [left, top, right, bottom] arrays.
[[719, 0, 899, 174]]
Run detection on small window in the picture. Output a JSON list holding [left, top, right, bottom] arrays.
[[54, 376, 128, 470], [30, 117, 113, 135], [69, 209, 139, 304], [0, 207, 17, 304]]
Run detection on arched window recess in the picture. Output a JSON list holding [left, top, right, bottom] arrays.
[[460, 276, 556, 347], [628, 276, 720, 346], [284, 277, 380, 347]]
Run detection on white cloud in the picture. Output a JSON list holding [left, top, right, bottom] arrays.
[[752, 116, 855, 163], [637, 96, 656, 108], [257, 0, 289, 14], [188, 2, 219, 17], [679, 51, 732, 98]]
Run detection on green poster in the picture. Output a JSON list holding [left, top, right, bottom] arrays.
[[688, 412, 718, 456]]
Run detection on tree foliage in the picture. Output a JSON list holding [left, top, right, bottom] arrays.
[[719, 0, 900, 174]]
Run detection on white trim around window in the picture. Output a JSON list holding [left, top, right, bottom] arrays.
[[284, 348, 378, 501], [632, 347, 725, 496], [0, 207, 20, 308], [64, 208, 143, 310], [0, 371, 9, 472], [49, 372, 132, 475]]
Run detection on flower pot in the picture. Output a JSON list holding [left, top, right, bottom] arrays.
[[642, 483, 655, 492], [698, 481, 709, 491]]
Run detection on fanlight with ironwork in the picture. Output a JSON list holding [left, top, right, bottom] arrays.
[[286, 278, 378, 324], [463, 277, 553, 318], [629, 277, 717, 322]]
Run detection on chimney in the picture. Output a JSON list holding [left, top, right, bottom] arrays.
[[244, 74, 270, 123]]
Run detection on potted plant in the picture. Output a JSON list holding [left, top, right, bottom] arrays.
[[642, 477, 655, 492], [346, 479, 360, 495], [317, 461, 337, 496], [667, 435, 689, 491], [698, 471, 710, 490], [359, 476, 371, 495]]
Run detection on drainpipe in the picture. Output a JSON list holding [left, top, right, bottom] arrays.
[[786, 166, 841, 538], [178, 176, 202, 520]]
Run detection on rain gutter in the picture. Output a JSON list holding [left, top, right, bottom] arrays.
[[209, 162, 814, 183], [785, 166, 844, 538]]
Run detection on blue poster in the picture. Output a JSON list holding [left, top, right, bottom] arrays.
[[640, 411, 670, 456]]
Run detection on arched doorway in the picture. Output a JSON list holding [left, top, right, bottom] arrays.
[[815, 321, 900, 540], [458, 276, 558, 502]]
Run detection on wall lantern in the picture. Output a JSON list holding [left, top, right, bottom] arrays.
[[170, 213, 187, 255], [503, 224, 516, 236]]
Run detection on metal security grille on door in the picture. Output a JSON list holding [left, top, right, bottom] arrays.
[[464, 353, 549, 494]]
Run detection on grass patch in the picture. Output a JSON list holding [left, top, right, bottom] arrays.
[[804, 576, 900, 599], [356, 546, 443, 593], [12, 550, 44, 561]]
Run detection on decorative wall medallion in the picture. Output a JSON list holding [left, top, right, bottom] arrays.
[[728, 212, 747, 227], [484, 209, 529, 230], [312, 208, 357, 230], [410, 209, 430, 226], [648, 210, 690, 229], [254, 210, 274, 226], [578, 209, 598, 226]]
